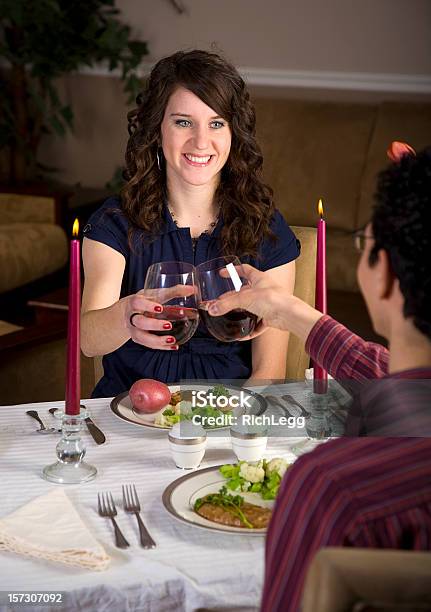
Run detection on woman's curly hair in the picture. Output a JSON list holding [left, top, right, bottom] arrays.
[[121, 49, 275, 257], [370, 146, 431, 339]]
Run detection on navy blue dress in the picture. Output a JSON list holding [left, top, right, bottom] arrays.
[[84, 198, 300, 397]]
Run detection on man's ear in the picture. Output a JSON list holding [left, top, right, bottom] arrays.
[[374, 249, 395, 299]]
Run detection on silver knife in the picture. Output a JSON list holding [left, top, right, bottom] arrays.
[[84, 415, 106, 445]]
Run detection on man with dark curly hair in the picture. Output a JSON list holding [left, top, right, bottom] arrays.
[[209, 143, 431, 611]]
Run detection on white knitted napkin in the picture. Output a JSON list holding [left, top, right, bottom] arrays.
[[0, 489, 110, 570]]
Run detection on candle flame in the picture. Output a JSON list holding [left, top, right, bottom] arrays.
[[318, 199, 324, 219], [72, 218, 79, 237]]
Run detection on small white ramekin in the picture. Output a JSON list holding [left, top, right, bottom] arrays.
[[168, 422, 207, 469], [230, 429, 268, 462]]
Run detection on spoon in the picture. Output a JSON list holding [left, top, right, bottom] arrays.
[[26, 410, 58, 434]]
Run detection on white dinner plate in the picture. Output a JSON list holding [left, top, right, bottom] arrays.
[[110, 383, 267, 431], [162, 464, 274, 535]]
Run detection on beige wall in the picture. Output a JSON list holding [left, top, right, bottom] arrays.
[[37, 0, 431, 188], [120, 0, 431, 74], [39, 75, 129, 188]]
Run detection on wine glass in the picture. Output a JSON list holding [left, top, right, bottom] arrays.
[[143, 261, 199, 345], [195, 256, 257, 342]]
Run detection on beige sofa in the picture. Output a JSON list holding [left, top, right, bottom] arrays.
[[254, 100, 431, 294], [0, 191, 68, 295]]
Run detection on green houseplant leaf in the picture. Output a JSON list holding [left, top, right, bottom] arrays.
[[0, 0, 149, 183]]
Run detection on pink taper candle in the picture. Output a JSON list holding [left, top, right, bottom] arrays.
[[314, 199, 328, 394], [65, 219, 81, 415]]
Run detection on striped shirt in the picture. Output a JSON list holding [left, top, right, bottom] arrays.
[[305, 315, 390, 380], [261, 316, 431, 612], [307, 315, 431, 437]]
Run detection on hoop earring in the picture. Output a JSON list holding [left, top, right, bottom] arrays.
[[157, 148, 162, 171]]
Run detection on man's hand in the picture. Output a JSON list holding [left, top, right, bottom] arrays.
[[208, 265, 290, 331], [208, 264, 323, 342]]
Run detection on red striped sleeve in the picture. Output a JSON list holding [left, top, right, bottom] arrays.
[[305, 315, 389, 380]]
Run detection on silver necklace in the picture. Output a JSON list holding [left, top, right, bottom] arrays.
[[168, 206, 220, 239]]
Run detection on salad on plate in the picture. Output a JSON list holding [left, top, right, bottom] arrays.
[[219, 457, 290, 500], [192, 457, 290, 529], [154, 384, 233, 428]]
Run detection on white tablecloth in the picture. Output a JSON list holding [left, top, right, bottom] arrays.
[[0, 392, 313, 612]]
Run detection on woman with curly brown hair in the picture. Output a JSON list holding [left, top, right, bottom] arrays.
[[81, 50, 300, 398]]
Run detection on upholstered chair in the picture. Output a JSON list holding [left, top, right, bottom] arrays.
[[286, 225, 317, 381], [302, 547, 431, 611]]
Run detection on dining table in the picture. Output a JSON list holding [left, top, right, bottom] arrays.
[[0, 382, 349, 612]]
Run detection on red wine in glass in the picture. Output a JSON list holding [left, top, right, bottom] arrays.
[[145, 305, 199, 345], [199, 301, 257, 342], [143, 261, 199, 346]]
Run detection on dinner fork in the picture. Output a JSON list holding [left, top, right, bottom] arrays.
[[97, 492, 129, 549], [122, 484, 156, 549]]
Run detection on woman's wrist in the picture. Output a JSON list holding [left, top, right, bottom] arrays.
[[120, 296, 134, 331], [81, 298, 132, 357]]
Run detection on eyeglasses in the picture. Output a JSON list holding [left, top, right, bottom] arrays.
[[353, 229, 374, 253]]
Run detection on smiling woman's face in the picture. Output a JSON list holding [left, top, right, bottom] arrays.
[[160, 86, 232, 188]]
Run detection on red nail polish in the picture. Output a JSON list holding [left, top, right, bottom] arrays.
[[154, 305, 163, 313], [170, 346, 179, 350], [162, 323, 172, 330], [166, 337, 175, 344]]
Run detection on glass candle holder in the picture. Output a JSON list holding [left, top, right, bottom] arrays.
[[42, 405, 97, 484]]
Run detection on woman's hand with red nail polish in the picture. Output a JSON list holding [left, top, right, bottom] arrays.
[[125, 294, 178, 350]]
